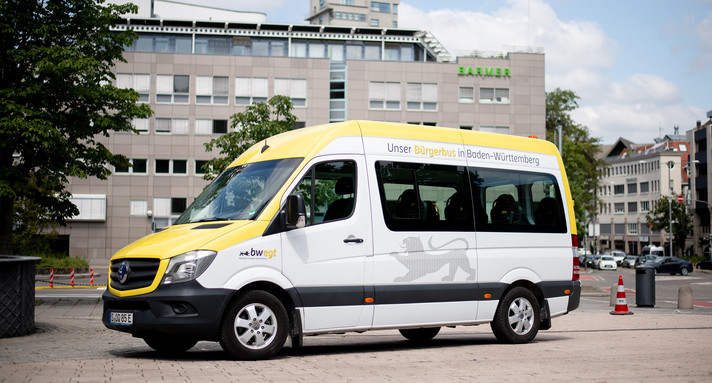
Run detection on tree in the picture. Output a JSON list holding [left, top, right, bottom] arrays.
[[0, 0, 152, 254], [545, 88, 606, 238], [203, 95, 297, 180], [646, 196, 694, 257]]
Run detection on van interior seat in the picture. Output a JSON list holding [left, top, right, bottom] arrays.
[[323, 177, 354, 221]]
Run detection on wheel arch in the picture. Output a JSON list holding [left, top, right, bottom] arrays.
[[499, 279, 551, 330]]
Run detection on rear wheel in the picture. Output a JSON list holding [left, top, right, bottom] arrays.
[[490, 287, 540, 344], [219, 290, 289, 360], [399, 327, 440, 342], [143, 335, 198, 355]]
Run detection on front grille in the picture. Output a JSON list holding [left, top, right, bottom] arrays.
[[110, 258, 161, 291]]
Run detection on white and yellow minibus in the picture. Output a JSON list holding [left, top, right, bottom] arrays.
[[103, 121, 581, 359]]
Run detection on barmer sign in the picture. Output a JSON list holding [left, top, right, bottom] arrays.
[[457, 66, 511, 77]]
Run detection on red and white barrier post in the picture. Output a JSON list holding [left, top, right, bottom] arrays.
[[49, 269, 54, 288], [90, 268, 94, 286], [70, 268, 75, 287]]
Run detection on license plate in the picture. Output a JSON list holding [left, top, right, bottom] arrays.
[[110, 312, 133, 326]]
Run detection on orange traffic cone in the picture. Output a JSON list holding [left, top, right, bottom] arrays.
[[610, 275, 633, 315]]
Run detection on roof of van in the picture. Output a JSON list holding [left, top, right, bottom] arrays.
[[231, 120, 560, 167]]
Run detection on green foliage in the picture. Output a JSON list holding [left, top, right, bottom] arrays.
[[0, 0, 152, 254], [645, 196, 694, 257], [36, 255, 89, 270], [545, 88, 606, 236], [203, 95, 297, 180]]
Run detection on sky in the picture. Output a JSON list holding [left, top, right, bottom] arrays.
[[179, 0, 711, 145]]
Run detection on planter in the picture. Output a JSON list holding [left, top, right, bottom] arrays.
[[0, 255, 41, 338]]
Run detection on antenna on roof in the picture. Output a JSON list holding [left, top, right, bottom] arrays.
[[261, 138, 269, 153]]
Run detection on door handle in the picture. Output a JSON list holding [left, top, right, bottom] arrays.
[[343, 237, 364, 244]]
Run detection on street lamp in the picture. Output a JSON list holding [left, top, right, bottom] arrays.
[[666, 161, 675, 257]]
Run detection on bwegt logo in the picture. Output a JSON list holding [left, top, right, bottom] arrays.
[[239, 248, 278, 259]]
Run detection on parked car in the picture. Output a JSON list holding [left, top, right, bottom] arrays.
[[598, 256, 617, 270], [696, 258, 712, 270], [651, 256, 693, 276], [591, 254, 602, 269], [604, 250, 627, 266], [623, 255, 639, 268]]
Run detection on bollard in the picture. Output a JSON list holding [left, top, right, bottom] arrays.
[[70, 268, 75, 287], [610, 284, 617, 306], [90, 268, 94, 286], [49, 268, 54, 288], [678, 285, 693, 310]]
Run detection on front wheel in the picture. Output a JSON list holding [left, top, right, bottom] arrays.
[[680, 267, 689, 276], [219, 290, 289, 360], [399, 327, 441, 342], [490, 287, 540, 344]]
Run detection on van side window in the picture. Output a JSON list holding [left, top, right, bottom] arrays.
[[376, 161, 473, 231], [294, 160, 356, 225], [470, 167, 566, 233]]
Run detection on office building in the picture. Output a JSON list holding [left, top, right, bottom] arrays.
[[62, 1, 547, 266]]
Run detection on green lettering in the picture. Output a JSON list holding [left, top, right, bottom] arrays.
[[467, 66, 474, 75], [476, 67, 482, 75], [485, 67, 493, 76], [495, 68, 502, 76], [504, 68, 511, 76], [458, 66, 466, 75]]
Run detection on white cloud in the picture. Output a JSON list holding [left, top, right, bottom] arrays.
[[692, 11, 712, 72], [400, 0, 704, 144]]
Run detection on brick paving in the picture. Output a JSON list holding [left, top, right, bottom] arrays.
[[1, 293, 712, 382]]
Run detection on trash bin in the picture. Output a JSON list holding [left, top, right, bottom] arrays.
[[0, 255, 40, 338], [635, 263, 656, 307]]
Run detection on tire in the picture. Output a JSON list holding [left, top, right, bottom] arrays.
[[490, 287, 540, 344], [143, 335, 198, 355], [681, 267, 689, 276], [399, 327, 441, 342], [219, 290, 289, 360]]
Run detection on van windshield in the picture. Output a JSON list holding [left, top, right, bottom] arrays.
[[174, 158, 302, 225]]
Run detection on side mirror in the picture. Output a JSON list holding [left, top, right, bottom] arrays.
[[284, 194, 306, 230]]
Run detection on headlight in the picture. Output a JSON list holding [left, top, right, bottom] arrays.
[[162, 250, 217, 285]]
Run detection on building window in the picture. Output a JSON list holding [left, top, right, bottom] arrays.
[[370, 19, 379, 27], [194, 35, 231, 55], [115, 159, 147, 174], [155, 159, 188, 175], [459, 87, 474, 103], [155, 118, 189, 135], [153, 197, 186, 228], [628, 201, 637, 213], [68, 194, 106, 222], [131, 118, 149, 134], [613, 185, 625, 195], [369, 81, 401, 110], [640, 200, 650, 212], [156, 74, 189, 103], [195, 119, 229, 135], [116, 73, 150, 102], [274, 78, 307, 107], [627, 183, 637, 195], [628, 223, 638, 234], [235, 77, 268, 105], [371, 2, 390, 12], [196, 76, 229, 105], [640, 181, 649, 194], [480, 126, 510, 134], [393, 4, 398, 14], [406, 82, 437, 111], [480, 87, 510, 104], [195, 160, 210, 175], [614, 203, 625, 214], [130, 200, 148, 217]]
